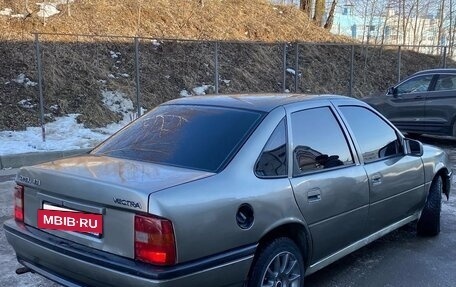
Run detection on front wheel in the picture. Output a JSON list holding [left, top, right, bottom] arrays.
[[248, 237, 305, 287], [417, 176, 442, 236]]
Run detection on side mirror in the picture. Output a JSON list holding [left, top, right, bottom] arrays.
[[387, 86, 397, 97], [405, 138, 423, 157]]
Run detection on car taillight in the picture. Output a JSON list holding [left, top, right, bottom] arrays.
[[14, 185, 24, 222], [134, 214, 176, 266]]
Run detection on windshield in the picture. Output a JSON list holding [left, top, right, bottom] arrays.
[[92, 104, 264, 172]]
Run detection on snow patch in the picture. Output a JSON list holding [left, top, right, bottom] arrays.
[[151, 39, 161, 47], [17, 99, 36, 109], [286, 68, 302, 77], [192, 85, 213, 95], [102, 91, 134, 115], [0, 8, 13, 16], [120, 73, 130, 78], [180, 85, 214, 97], [11, 14, 25, 18], [0, 90, 141, 156], [0, 115, 105, 155], [110, 51, 121, 59], [36, 3, 60, 18], [12, 74, 37, 87], [180, 90, 192, 97], [286, 68, 296, 75], [49, 104, 60, 111]]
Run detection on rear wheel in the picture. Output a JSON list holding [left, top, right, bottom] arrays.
[[417, 176, 442, 236], [248, 237, 304, 287]]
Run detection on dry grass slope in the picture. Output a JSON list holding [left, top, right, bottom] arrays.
[[1, 0, 348, 42]]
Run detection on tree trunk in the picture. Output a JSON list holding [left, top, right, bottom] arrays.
[[300, 0, 312, 18], [437, 0, 445, 47], [313, 0, 325, 26], [324, 0, 338, 30]]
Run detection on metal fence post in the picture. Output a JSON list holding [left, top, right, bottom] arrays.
[[282, 43, 287, 92], [35, 33, 46, 142], [397, 45, 402, 83], [134, 37, 141, 118], [294, 42, 299, 92], [214, 42, 219, 94], [443, 46, 448, 68], [349, 45, 355, 97]]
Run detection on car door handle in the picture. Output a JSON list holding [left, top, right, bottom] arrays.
[[371, 173, 382, 185], [307, 188, 321, 202], [414, 95, 423, 99]]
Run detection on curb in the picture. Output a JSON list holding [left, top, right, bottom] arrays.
[[0, 148, 93, 169]]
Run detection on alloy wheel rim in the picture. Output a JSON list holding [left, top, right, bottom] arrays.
[[260, 251, 301, 287]]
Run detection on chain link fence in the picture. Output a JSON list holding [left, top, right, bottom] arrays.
[[1, 32, 453, 138]]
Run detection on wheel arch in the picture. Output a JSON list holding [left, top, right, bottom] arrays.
[[435, 167, 451, 199], [254, 221, 312, 270]]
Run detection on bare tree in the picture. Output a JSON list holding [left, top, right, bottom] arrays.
[[438, 0, 445, 46], [300, 0, 312, 18], [313, 0, 325, 25], [324, 0, 338, 30]]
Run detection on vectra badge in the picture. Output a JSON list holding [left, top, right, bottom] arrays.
[[113, 197, 141, 209]]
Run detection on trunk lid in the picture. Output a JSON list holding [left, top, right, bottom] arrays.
[[18, 155, 214, 259]]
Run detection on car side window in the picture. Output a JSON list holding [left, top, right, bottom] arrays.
[[434, 74, 456, 91], [396, 75, 433, 94], [291, 107, 354, 177], [339, 106, 402, 163], [255, 118, 287, 177]]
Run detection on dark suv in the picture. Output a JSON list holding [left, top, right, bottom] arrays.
[[364, 68, 456, 137]]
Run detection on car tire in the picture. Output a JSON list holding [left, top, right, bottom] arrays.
[[248, 237, 304, 287], [417, 176, 442, 236]]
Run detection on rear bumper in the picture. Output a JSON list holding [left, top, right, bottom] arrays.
[[4, 220, 255, 287]]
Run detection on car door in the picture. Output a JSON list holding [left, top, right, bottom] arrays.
[[287, 102, 369, 263], [424, 73, 456, 136], [337, 104, 425, 234], [383, 74, 435, 132]]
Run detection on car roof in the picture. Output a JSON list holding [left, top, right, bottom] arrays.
[[164, 94, 354, 112], [412, 68, 456, 76]]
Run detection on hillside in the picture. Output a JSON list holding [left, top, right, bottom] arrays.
[[0, 0, 451, 131], [0, 0, 348, 42]]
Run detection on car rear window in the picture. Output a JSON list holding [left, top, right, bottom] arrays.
[[92, 104, 264, 172]]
